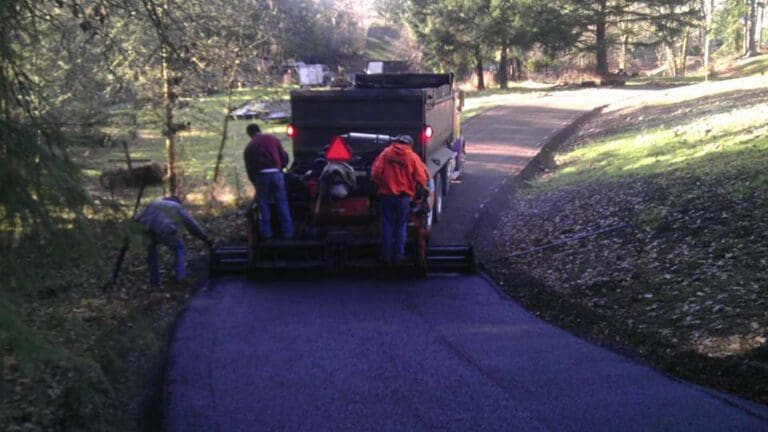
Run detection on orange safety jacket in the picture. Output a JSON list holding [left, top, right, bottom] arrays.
[[371, 143, 428, 198]]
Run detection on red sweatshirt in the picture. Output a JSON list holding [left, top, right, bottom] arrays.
[[244, 134, 289, 183]]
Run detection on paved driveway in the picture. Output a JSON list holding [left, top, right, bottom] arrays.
[[165, 276, 768, 431], [164, 88, 768, 431]]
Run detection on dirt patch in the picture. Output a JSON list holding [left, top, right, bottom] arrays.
[[475, 95, 768, 404]]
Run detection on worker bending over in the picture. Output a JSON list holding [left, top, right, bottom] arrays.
[[136, 196, 213, 285], [371, 135, 428, 265]]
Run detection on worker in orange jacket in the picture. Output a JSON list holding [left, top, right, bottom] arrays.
[[371, 135, 428, 265]]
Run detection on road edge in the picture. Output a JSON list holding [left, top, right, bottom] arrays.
[[468, 104, 606, 248]]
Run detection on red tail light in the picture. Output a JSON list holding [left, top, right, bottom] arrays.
[[422, 125, 434, 144], [326, 136, 352, 161], [286, 124, 296, 138]]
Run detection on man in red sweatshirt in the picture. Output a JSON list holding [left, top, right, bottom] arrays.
[[244, 123, 294, 240], [371, 135, 428, 265]]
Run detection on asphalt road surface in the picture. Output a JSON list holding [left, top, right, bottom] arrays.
[[431, 88, 644, 245], [164, 89, 768, 431]]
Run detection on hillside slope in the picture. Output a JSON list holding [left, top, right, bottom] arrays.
[[481, 76, 768, 403]]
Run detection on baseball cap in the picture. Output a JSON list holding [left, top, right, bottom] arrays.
[[393, 135, 414, 145]]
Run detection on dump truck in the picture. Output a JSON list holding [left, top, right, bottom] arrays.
[[211, 73, 473, 274]]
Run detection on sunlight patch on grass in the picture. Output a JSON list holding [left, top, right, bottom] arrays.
[[536, 99, 768, 191], [719, 54, 768, 78]]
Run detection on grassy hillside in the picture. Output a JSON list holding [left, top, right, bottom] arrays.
[[629, 53, 768, 87], [539, 78, 768, 190], [484, 76, 768, 402], [716, 53, 768, 78]]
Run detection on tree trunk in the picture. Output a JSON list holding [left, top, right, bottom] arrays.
[[702, 0, 713, 81], [761, 2, 767, 49], [743, 11, 749, 56], [0, 64, 8, 160], [499, 38, 509, 90], [212, 65, 239, 189], [747, 0, 758, 56], [619, 33, 630, 72], [759, 1, 765, 50], [161, 49, 177, 195], [513, 54, 523, 81], [595, 0, 609, 76], [665, 44, 678, 77], [679, 29, 690, 77], [161, 61, 177, 196], [474, 47, 485, 90], [160, 0, 178, 195]]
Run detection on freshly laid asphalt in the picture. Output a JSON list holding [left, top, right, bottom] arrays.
[[164, 88, 768, 431], [166, 276, 768, 431]]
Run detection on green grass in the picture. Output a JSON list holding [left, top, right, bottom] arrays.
[[627, 54, 768, 87], [724, 54, 768, 77], [535, 87, 768, 192], [75, 86, 294, 204]]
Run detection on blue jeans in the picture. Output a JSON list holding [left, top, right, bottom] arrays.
[[380, 194, 411, 261], [147, 232, 185, 285], [256, 171, 294, 239]]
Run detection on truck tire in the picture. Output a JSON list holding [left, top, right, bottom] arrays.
[[450, 137, 466, 182], [432, 173, 443, 225], [441, 164, 451, 194]]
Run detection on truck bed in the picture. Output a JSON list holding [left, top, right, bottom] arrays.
[[290, 73, 456, 168]]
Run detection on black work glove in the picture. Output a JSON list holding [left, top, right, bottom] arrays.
[[416, 183, 429, 201]]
